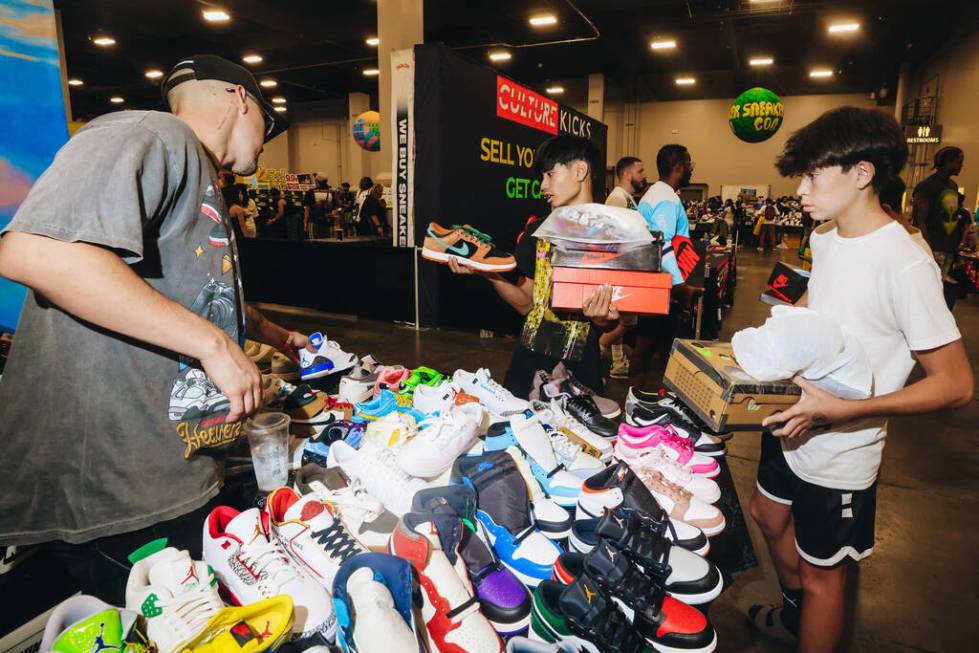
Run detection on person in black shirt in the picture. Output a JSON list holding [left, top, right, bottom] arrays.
[[913, 146, 966, 307], [447, 134, 619, 398], [356, 177, 385, 237]]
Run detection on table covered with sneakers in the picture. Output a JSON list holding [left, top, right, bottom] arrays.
[[30, 331, 757, 653]]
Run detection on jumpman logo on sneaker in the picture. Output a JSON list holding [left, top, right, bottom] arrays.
[[583, 584, 597, 604], [89, 623, 113, 653], [181, 564, 199, 585], [258, 621, 273, 640]]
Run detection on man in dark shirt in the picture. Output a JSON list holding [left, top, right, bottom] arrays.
[[0, 55, 309, 602], [913, 146, 966, 307], [448, 135, 618, 398]]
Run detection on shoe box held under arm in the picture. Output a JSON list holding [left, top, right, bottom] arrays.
[[663, 339, 801, 432]]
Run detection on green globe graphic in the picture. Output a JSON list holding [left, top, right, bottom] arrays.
[[729, 87, 784, 143]]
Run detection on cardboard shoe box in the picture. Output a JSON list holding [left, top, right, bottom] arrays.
[[551, 267, 672, 315], [663, 339, 801, 432]]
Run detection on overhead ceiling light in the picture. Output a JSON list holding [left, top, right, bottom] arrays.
[[259, 79, 277, 88], [273, 106, 287, 113], [675, 77, 696, 86], [809, 68, 834, 78], [365, 37, 379, 46], [363, 68, 380, 76], [749, 57, 774, 66], [202, 9, 230, 22], [529, 14, 558, 27], [144, 69, 164, 79], [828, 22, 860, 34], [110, 96, 124, 104], [546, 86, 564, 94], [271, 96, 286, 104], [650, 39, 677, 50], [242, 54, 263, 64], [67, 78, 84, 86], [93, 36, 116, 46], [489, 50, 512, 62]]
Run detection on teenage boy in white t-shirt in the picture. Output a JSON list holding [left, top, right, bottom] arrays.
[[749, 107, 973, 653]]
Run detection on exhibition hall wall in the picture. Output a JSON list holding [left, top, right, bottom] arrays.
[[912, 31, 979, 210], [602, 92, 874, 198]]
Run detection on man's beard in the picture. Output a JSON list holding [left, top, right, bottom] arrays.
[[680, 171, 692, 187], [630, 179, 646, 194]]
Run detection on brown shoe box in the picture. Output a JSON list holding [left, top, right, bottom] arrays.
[[663, 339, 801, 432]]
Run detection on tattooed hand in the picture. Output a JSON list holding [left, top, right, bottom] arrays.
[[762, 376, 854, 438]]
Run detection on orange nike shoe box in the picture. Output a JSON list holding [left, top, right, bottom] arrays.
[[551, 267, 672, 315]]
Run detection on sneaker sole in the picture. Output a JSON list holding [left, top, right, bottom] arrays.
[[649, 629, 718, 653], [421, 248, 516, 272], [489, 612, 531, 637]]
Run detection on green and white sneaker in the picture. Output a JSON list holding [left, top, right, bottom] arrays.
[[40, 595, 151, 653], [530, 579, 652, 653], [124, 539, 224, 653]]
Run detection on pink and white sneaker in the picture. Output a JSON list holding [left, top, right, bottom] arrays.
[[614, 441, 722, 504], [374, 366, 411, 398], [616, 423, 720, 479]]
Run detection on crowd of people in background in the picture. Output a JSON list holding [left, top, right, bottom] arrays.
[[218, 172, 391, 242]]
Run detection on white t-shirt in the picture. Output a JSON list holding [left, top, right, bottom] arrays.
[[606, 186, 638, 210], [782, 220, 961, 490]]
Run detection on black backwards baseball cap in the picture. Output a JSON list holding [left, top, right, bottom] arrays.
[[161, 54, 289, 142]]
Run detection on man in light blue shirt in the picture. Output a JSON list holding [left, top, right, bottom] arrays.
[[630, 144, 699, 389]]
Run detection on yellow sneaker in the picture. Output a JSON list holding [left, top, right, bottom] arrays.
[[186, 596, 294, 653]]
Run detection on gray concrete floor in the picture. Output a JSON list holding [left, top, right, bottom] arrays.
[[258, 246, 979, 653]]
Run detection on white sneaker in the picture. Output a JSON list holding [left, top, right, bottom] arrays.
[[542, 399, 612, 462], [295, 466, 399, 552], [397, 403, 483, 477], [265, 487, 368, 588], [362, 412, 418, 451], [508, 414, 583, 507], [125, 546, 223, 653], [505, 447, 573, 540], [338, 365, 379, 404], [327, 440, 431, 516], [412, 381, 456, 415], [346, 567, 420, 653], [168, 368, 229, 421], [453, 368, 529, 416], [202, 506, 336, 643], [548, 431, 604, 479], [615, 443, 721, 504]]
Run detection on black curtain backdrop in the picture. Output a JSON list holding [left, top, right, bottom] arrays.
[[413, 44, 608, 333]]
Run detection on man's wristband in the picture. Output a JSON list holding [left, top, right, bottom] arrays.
[[279, 331, 296, 352]]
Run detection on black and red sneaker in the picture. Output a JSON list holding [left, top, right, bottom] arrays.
[[552, 539, 718, 652]]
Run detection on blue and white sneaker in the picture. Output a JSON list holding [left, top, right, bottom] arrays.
[[299, 332, 357, 381], [451, 452, 563, 588], [483, 416, 582, 507], [353, 390, 399, 422]]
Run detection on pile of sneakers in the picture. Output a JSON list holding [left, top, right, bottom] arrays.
[[50, 340, 735, 652]]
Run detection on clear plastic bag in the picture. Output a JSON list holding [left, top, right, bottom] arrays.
[[535, 203, 654, 245]]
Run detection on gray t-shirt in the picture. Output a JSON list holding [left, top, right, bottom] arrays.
[[0, 111, 246, 545]]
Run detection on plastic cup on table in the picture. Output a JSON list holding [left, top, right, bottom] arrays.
[[245, 412, 291, 492]]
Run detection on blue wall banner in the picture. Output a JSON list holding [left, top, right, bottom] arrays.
[[0, 0, 70, 332]]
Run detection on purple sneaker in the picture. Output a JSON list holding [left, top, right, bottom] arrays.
[[412, 486, 532, 635]]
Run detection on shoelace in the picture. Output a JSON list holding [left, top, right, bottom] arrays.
[[614, 512, 674, 578], [636, 468, 690, 503], [371, 448, 420, 488], [240, 538, 303, 592], [549, 432, 583, 465], [657, 426, 694, 456], [622, 506, 680, 550], [630, 448, 693, 484], [571, 587, 645, 652], [478, 372, 513, 402], [615, 563, 667, 617], [310, 519, 363, 562], [452, 224, 493, 244], [157, 581, 223, 639], [308, 480, 384, 522]]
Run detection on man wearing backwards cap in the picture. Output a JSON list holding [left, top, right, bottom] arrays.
[[0, 55, 302, 601]]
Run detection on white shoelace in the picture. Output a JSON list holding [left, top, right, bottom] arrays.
[[630, 448, 693, 484], [239, 538, 303, 594], [308, 480, 384, 522], [157, 582, 223, 641], [477, 370, 513, 401], [549, 432, 583, 466]]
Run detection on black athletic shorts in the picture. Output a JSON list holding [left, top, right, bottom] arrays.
[[756, 431, 877, 567]]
